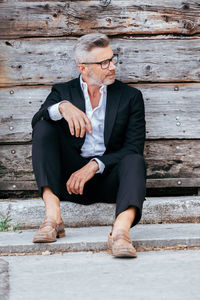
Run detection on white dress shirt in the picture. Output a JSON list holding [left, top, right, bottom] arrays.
[[48, 76, 107, 173]]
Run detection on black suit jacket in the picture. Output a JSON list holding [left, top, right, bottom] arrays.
[[32, 77, 146, 172]]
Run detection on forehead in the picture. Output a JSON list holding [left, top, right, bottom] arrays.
[[89, 45, 113, 61]]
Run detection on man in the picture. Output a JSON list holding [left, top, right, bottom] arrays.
[[32, 33, 146, 258]]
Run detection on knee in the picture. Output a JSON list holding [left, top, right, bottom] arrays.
[[120, 153, 145, 168], [32, 120, 58, 144], [118, 153, 146, 176]]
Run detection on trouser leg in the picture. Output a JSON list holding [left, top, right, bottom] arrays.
[[80, 153, 146, 227], [32, 120, 89, 199], [115, 153, 146, 227]]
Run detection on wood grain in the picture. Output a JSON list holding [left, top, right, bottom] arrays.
[[1, 178, 200, 191], [1, 1, 200, 192], [1, 1, 200, 38], [1, 37, 200, 87], [1, 83, 200, 142], [1, 140, 200, 190]]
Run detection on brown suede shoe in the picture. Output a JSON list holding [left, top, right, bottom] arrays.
[[108, 230, 137, 258], [33, 216, 65, 243]]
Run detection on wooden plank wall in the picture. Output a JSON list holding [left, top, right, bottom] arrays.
[[0, 0, 200, 192]]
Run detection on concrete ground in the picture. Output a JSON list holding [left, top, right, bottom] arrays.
[[1, 249, 200, 300]]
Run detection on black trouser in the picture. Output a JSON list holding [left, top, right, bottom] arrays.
[[32, 120, 146, 227]]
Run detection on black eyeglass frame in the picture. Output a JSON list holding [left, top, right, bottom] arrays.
[[81, 54, 118, 69]]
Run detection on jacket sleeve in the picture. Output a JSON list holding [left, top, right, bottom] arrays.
[[96, 90, 146, 170], [31, 85, 63, 128]]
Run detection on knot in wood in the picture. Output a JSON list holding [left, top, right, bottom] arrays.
[[99, 0, 111, 7], [44, 4, 50, 10], [182, 19, 195, 32], [106, 18, 112, 24], [5, 41, 12, 47], [146, 65, 151, 72], [182, 4, 190, 10], [163, 15, 169, 22]]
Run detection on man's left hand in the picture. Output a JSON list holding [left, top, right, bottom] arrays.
[[66, 161, 99, 195]]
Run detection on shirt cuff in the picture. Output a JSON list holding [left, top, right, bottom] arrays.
[[47, 100, 69, 121], [90, 158, 105, 174]]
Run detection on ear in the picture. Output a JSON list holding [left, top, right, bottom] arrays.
[[78, 64, 87, 74]]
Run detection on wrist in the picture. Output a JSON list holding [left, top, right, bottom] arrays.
[[89, 160, 99, 173], [59, 102, 69, 114]]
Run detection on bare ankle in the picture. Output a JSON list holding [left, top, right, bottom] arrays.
[[46, 208, 62, 222], [112, 224, 130, 237], [42, 187, 63, 223], [112, 207, 136, 235]]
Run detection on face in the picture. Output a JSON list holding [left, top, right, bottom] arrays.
[[78, 45, 116, 86]]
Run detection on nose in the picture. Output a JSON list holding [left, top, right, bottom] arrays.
[[109, 60, 116, 71]]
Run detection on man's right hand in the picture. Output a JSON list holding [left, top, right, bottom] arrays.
[[59, 102, 92, 138]]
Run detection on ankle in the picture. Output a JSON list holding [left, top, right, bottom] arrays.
[[112, 208, 136, 234], [112, 223, 130, 237], [45, 208, 62, 223], [45, 215, 63, 224]]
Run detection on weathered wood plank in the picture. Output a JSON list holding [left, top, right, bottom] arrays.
[[1, 37, 200, 86], [1, 83, 200, 142], [1, 1, 200, 37], [0, 140, 200, 190], [0, 144, 34, 183], [0, 86, 46, 143], [145, 140, 200, 180], [1, 178, 200, 191]]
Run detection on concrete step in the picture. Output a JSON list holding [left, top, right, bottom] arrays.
[[0, 196, 200, 228], [0, 223, 200, 255]]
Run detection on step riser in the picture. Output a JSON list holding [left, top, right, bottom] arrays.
[[1, 223, 200, 255], [0, 197, 200, 228], [1, 240, 200, 256]]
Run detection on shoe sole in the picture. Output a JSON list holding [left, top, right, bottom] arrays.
[[33, 230, 66, 243], [111, 246, 137, 258], [112, 251, 137, 258]]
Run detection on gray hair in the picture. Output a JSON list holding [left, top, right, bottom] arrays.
[[74, 33, 110, 64]]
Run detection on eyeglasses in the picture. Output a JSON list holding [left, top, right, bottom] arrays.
[[81, 54, 118, 69]]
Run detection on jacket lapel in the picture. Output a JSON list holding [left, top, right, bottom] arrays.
[[69, 78, 122, 149], [70, 78, 85, 113], [69, 78, 86, 148], [104, 81, 122, 147]]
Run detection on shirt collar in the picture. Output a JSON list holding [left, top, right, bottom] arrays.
[[80, 75, 107, 94]]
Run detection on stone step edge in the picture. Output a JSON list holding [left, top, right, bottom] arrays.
[[1, 241, 200, 256], [0, 196, 200, 228], [0, 223, 200, 255]]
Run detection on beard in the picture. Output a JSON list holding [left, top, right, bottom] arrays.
[[103, 74, 116, 85], [88, 68, 115, 86]]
